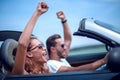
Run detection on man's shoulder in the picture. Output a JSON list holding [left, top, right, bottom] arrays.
[[46, 60, 63, 73], [47, 59, 60, 64], [47, 58, 66, 63], [46, 59, 63, 68], [60, 58, 67, 61]]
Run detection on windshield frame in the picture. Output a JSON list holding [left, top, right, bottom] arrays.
[[95, 20, 120, 34]]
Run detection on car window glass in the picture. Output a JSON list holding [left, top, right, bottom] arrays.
[[69, 36, 107, 56]]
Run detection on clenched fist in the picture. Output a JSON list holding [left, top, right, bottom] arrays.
[[57, 11, 66, 21], [37, 2, 49, 15]]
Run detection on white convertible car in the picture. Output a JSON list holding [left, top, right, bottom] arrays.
[[0, 18, 120, 80]]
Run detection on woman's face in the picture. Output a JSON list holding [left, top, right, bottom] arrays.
[[29, 39, 47, 63]]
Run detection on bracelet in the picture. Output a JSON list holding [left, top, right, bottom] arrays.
[[61, 19, 67, 23]]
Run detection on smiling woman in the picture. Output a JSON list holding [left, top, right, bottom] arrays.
[[10, 1, 50, 75]]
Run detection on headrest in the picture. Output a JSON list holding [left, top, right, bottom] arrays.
[[107, 47, 120, 72], [0, 39, 18, 72]]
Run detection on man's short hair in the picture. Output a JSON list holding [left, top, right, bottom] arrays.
[[46, 34, 61, 55]]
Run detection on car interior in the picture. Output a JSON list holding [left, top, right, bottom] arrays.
[[0, 30, 120, 80]]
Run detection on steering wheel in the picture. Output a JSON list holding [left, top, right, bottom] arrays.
[[97, 47, 120, 72]]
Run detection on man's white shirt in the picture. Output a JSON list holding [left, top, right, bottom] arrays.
[[46, 58, 71, 73]]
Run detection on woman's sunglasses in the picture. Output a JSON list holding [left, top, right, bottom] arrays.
[[28, 43, 45, 52]]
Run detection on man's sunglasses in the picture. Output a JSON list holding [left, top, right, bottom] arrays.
[[61, 44, 65, 48], [28, 43, 45, 52]]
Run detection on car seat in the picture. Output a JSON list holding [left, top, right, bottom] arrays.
[[0, 39, 18, 74]]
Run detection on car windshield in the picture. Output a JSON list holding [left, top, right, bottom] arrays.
[[95, 20, 120, 34]]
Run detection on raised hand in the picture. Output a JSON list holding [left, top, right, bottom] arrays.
[[37, 2, 49, 15], [57, 11, 66, 21]]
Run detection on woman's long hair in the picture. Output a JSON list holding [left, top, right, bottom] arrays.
[[25, 58, 49, 74]]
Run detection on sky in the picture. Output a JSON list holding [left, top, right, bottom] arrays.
[[0, 0, 120, 48]]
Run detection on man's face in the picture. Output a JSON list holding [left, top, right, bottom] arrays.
[[55, 38, 66, 58]]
